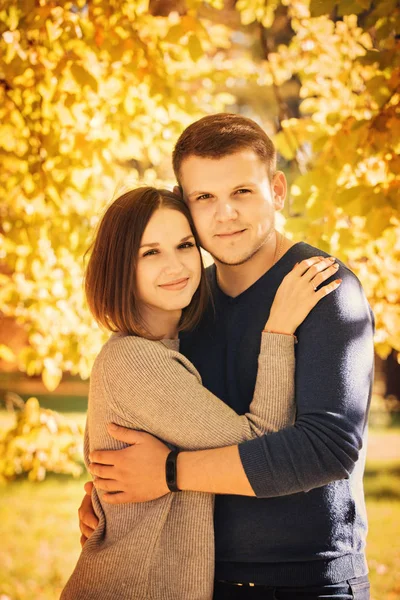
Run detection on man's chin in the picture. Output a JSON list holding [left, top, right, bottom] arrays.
[[210, 250, 259, 267]]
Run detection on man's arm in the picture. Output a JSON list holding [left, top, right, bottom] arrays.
[[238, 269, 374, 498], [177, 270, 374, 499], [177, 444, 254, 495], [89, 267, 374, 503]]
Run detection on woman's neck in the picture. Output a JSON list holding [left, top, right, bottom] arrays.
[[141, 306, 181, 339]]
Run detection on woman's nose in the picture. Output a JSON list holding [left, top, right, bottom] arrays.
[[164, 252, 184, 274]]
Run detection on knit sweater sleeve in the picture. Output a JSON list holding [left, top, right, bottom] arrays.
[[101, 333, 295, 451], [239, 268, 375, 497]]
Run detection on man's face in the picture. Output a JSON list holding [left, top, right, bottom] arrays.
[[179, 150, 286, 266]]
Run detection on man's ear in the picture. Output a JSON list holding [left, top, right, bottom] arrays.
[[272, 171, 287, 211]]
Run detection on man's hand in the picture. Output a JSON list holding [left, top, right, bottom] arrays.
[[78, 481, 99, 547], [88, 424, 171, 503]]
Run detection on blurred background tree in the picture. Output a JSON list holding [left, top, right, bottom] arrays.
[[0, 0, 399, 396]]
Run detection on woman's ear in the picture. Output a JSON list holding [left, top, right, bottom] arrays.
[[173, 185, 183, 199]]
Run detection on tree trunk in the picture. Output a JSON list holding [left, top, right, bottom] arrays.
[[385, 350, 400, 402]]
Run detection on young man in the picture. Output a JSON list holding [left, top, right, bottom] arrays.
[[80, 114, 374, 599]]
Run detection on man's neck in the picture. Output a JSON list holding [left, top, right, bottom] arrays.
[[215, 234, 296, 298]]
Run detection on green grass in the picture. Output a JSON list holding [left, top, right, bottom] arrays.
[[0, 414, 399, 599], [363, 460, 400, 600], [0, 474, 85, 600]]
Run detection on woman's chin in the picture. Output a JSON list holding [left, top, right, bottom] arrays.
[[157, 290, 196, 312], [163, 298, 193, 311]]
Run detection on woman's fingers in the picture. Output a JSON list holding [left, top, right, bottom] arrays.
[[294, 256, 325, 276], [302, 257, 337, 281], [315, 278, 342, 300], [311, 262, 340, 289]]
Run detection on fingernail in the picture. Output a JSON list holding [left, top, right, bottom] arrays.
[[333, 263, 339, 269], [328, 256, 335, 261], [335, 278, 342, 283], [108, 423, 118, 431]]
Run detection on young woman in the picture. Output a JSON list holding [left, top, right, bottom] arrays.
[[61, 187, 341, 600]]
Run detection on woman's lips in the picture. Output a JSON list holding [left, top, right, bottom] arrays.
[[159, 277, 189, 291]]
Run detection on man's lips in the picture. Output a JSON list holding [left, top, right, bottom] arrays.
[[159, 277, 189, 290], [215, 229, 246, 238]]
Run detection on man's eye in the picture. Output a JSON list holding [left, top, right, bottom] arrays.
[[196, 194, 212, 201], [178, 242, 195, 250], [142, 249, 158, 257]]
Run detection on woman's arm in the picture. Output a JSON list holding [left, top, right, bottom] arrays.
[[103, 331, 295, 451], [103, 257, 340, 451]]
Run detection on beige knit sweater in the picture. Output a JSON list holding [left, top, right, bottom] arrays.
[[61, 332, 296, 600]]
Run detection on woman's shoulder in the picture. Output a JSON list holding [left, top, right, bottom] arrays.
[[98, 333, 201, 382], [102, 333, 168, 362]]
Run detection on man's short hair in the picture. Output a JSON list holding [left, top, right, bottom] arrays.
[[172, 113, 277, 183]]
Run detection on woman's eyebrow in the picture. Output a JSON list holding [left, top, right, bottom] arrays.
[[140, 242, 159, 249], [140, 235, 194, 249]]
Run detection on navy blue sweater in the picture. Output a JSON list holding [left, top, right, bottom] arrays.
[[180, 242, 375, 587]]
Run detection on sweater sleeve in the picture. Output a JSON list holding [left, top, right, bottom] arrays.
[[102, 333, 296, 451], [239, 268, 375, 497]]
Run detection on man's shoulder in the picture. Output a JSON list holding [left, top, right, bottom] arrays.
[[291, 242, 361, 284], [293, 243, 374, 329]]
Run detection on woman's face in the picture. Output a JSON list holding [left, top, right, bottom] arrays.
[[136, 207, 202, 317]]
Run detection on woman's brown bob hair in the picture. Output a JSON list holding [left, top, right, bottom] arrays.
[[85, 186, 209, 338]]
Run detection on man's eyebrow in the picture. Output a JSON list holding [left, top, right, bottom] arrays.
[[232, 182, 256, 189], [140, 234, 194, 249], [188, 183, 256, 198], [188, 190, 208, 198]]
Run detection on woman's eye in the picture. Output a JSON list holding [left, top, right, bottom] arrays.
[[196, 194, 212, 201], [178, 242, 195, 250], [142, 249, 158, 257], [235, 188, 251, 195]]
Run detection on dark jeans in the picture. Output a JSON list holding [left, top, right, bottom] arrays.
[[213, 575, 370, 600]]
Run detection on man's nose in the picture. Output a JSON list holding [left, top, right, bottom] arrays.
[[214, 199, 238, 222]]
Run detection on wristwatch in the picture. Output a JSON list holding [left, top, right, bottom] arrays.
[[165, 450, 181, 492]]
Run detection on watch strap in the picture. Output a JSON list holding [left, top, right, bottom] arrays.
[[165, 449, 181, 492]]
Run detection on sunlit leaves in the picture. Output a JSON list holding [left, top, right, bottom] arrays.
[[271, 3, 400, 356], [236, 0, 281, 27], [0, 397, 83, 482], [1, 0, 399, 386], [0, 0, 236, 388]]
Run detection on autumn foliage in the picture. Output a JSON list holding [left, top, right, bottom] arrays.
[[0, 0, 399, 390]]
